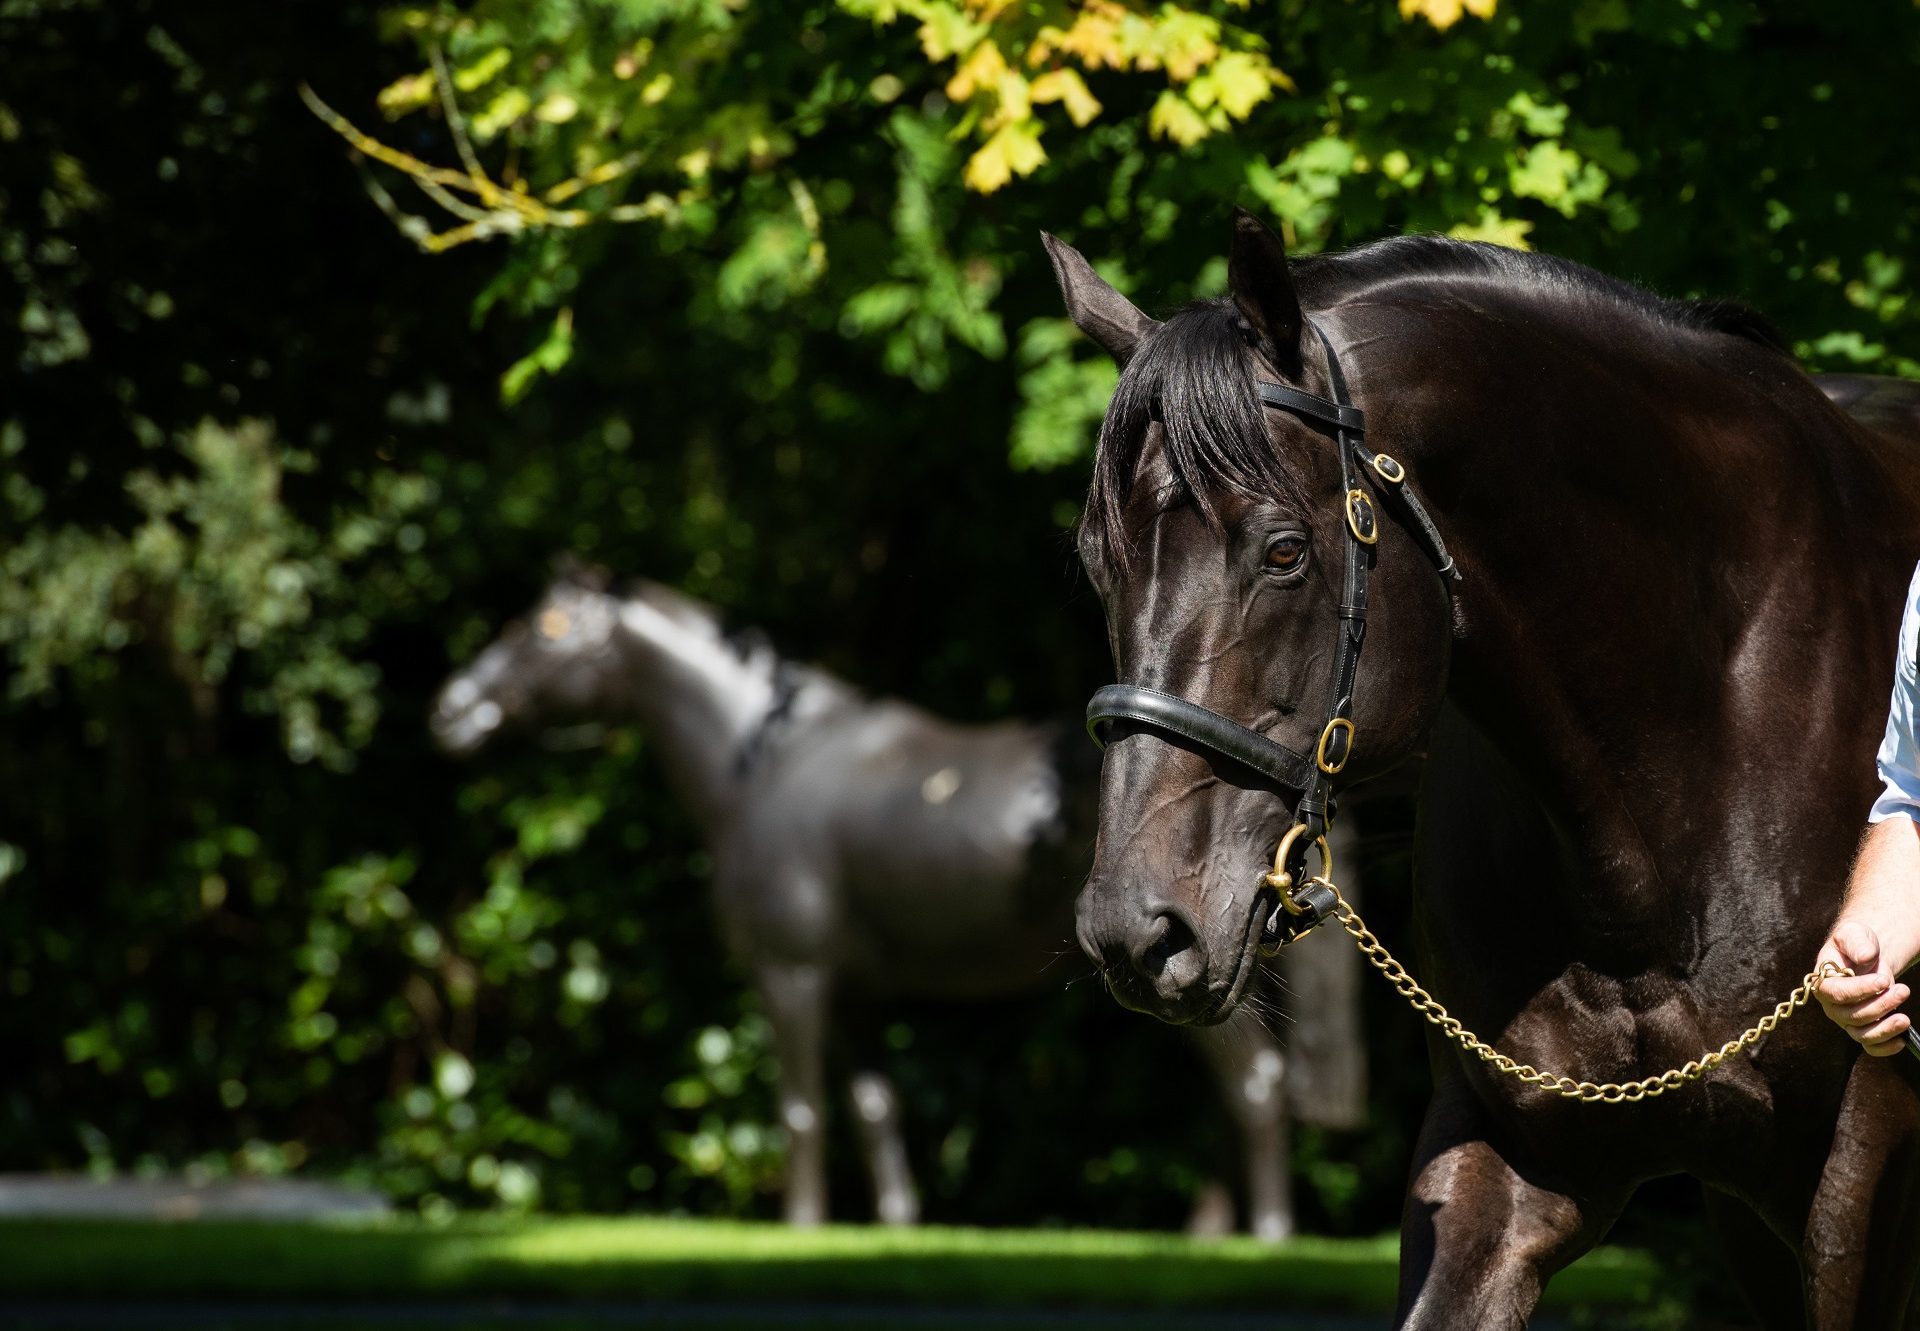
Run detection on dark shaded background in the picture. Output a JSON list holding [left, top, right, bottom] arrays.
[[4, 0, 1918, 1259]]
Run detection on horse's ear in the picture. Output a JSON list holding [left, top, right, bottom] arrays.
[[1228, 208, 1303, 376], [552, 553, 610, 592], [1041, 232, 1157, 367]]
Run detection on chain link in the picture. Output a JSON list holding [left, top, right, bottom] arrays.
[[1308, 879, 1844, 1104]]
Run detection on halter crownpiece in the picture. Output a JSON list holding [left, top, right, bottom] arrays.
[[1085, 317, 1458, 950]]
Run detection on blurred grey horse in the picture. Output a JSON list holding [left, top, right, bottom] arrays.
[[432, 563, 1365, 1236]]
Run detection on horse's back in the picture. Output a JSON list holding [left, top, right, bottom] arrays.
[[726, 699, 1085, 997]]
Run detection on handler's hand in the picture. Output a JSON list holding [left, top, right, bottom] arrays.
[[1817, 919, 1912, 1056]]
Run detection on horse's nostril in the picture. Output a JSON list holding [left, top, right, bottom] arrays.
[[1132, 909, 1206, 1000], [1141, 912, 1193, 971]]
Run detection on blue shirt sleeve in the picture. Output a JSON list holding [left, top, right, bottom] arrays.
[[1868, 560, 1920, 824]]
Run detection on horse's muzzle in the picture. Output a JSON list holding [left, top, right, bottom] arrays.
[[1075, 885, 1233, 1025]]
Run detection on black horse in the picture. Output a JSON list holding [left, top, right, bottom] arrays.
[[1052, 211, 1920, 1327], [431, 564, 1366, 1234]]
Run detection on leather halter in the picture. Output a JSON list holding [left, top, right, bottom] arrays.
[[1084, 319, 1459, 947]]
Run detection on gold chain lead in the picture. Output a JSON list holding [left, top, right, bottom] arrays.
[[1310, 880, 1843, 1104]]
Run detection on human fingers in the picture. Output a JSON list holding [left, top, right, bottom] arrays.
[[1820, 970, 1894, 1008], [1832, 982, 1912, 1028], [1851, 1011, 1911, 1053]]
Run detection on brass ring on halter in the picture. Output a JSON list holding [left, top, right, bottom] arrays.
[[1371, 453, 1405, 484], [1264, 823, 1332, 913], [1345, 489, 1379, 545], [1316, 716, 1354, 775]]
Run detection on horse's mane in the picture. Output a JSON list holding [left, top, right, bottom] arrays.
[[1289, 235, 1791, 355], [1083, 235, 1792, 564]]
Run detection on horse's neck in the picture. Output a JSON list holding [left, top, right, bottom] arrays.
[[1423, 314, 1906, 948], [609, 595, 793, 826]]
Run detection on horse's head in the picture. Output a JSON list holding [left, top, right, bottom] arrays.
[[431, 558, 626, 754], [1051, 212, 1453, 1025]]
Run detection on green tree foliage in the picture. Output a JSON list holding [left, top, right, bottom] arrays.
[[4, 0, 1920, 1239], [338, 0, 1920, 461]]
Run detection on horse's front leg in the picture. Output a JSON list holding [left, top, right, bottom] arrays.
[[758, 959, 832, 1227], [1803, 1052, 1920, 1330], [847, 1068, 919, 1225], [1185, 1007, 1293, 1241], [1396, 1085, 1625, 1331]]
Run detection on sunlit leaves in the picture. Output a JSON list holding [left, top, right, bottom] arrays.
[[1191, 49, 1286, 119], [834, 109, 1005, 387], [500, 307, 575, 405], [1399, 0, 1498, 30], [1447, 210, 1533, 250], [1148, 88, 1209, 147], [454, 46, 513, 92], [1508, 140, 1610, 218], [1008, 318, 1118, 471], [868, 0, 1289, 189], [963, 119, 1046, 192], [715, 185, 828, 309], [1028, 68, 1101, 126], [378, 70, 436, 115]]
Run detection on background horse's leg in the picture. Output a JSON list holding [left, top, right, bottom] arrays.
[[1395, 1085, 1624, 1331], [759, 960, 832, 1227], [847, 1068, 919, 1226], [1701, 1185, 1807, 1331], [1185, 1007, 1293, 1242], [1803, 1055, 1920, 1330], [1275, 815, 1369, 1131]]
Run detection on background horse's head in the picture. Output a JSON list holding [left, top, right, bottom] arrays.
[[432, 561, 788, 804], [1051, 213, 1452, 1025], [430, 559, 627, 754]]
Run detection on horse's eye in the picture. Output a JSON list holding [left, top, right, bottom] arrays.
[[1265, 537, 1307, 573]]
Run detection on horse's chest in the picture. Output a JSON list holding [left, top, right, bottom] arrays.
[[1476, 971, 1780, 1170]]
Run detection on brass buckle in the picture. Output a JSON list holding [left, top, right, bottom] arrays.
[[1315, 716, 1354, 774], [1344, 489, 1378, 545], [1371, 453, 1405, 484], [1264, 822, 1333, 912]]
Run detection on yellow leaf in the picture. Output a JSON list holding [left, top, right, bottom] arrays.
[[376, 71, 433, 118], [1148, 89, 1209, 147], [1142, 10, 1221, 82], [1189, 50, 1282, 120], [1030, 2, 1126, 70], [534, 93, 579, 124], [946, 40, 1009, 102], [995, 67, 1032, 124], [471, 87, 531, 140], [963, 119, 1047, 192], [916, 1, 990, 60], [1399, 0, 1497, 29], [1029, 69, 1103, 126], [453, 48, 511, 93]]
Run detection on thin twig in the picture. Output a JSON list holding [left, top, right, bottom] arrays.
[[428, 43, 507, 209], [302, 79, 680, 252]]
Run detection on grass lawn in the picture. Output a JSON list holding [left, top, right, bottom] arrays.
[[0, 1216, 1662, 1315]]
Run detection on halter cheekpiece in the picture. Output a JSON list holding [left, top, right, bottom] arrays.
[[1085, 318, 1458, 951]]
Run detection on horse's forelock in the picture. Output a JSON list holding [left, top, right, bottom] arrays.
[[1083, 299, 1306, 571]]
